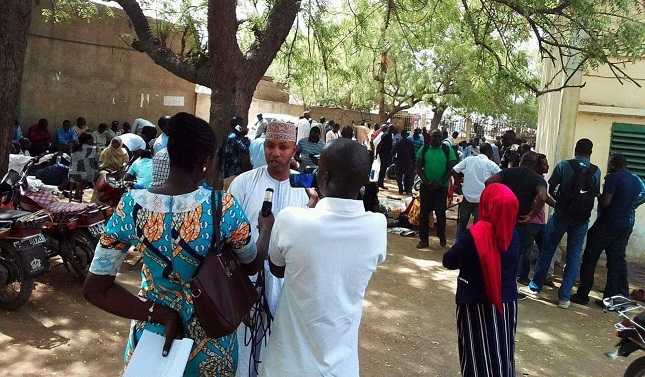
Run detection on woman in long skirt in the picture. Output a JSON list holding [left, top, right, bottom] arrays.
[[443, 183, 520, 377]]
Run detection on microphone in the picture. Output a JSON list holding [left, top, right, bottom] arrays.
[[261, 188, 274, 217]]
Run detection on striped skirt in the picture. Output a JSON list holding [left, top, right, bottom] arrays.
[[456, 301, 517, 377]]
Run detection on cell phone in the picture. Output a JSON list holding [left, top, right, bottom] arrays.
[[289, 173, 317, 188]]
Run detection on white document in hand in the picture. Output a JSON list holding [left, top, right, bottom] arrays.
[[123, 330, 194, 377]]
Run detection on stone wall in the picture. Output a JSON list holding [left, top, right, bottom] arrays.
[[19, 6, 196, 134]]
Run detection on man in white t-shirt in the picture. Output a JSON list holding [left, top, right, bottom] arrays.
[[118, 133, 147, 157], [295, 111, 312, 144], [325, 122, 341, 143], [228, 121, 310, 377], [452, 143, 501, 240], [261, 138, 386, 376], [253, 113, 269, 139]]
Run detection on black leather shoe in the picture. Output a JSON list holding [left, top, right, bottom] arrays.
[[570, 294, 589, 305]]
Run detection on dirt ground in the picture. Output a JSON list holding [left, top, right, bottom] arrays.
[[0, 184, 643, 376]]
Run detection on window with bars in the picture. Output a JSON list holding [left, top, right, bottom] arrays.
[[610, 123, 645, 180]]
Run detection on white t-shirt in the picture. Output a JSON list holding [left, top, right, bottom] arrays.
[[119, 133, 147, 152], [453, 154, 501, 203], [261, 197, 386, 376], [296, 118, 312, 144], [91, 130, 109, 149], [325, 129, 340, 143], [228, 166, 309, 377], [132, 118, 156, 135]]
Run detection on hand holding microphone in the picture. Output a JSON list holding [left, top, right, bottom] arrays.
[[258, 188, 275, 233]]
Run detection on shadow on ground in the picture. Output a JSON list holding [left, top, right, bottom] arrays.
[[0, 253, 141, 377], [360, 221, 637, 376]]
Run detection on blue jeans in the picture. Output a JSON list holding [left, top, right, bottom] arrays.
[[530, 212, 589, 301], [516, 223, 542, 281], [456, 199, 479, 241]]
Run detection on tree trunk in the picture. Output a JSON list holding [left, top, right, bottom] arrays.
[[0, 1, 32, 176], [208, 79, 255, 188], [431, 106, 445, 130], [377, 50, 388, 124]]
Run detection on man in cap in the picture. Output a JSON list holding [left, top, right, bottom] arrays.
[[229, 121, 311, 377], [296, 111, 312, 143]]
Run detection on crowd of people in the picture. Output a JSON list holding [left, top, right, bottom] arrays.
[[436, 132, 645, 375], [74, 112, 386, 376], [11, 110, 645, 376], [9, 116, 169, 199]]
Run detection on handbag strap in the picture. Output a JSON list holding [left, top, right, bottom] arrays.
[[210, 189, 222, 256]]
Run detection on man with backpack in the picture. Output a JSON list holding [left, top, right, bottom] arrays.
[[415, 129, 458, 248], [571, 153, 645, 306], [522, 138, 601, 309]]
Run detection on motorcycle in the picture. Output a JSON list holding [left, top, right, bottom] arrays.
[[0, 209, 50, 310], [93, 168, 133, 207], [1, 159, 112, 279], [606, 296, 645, 377]]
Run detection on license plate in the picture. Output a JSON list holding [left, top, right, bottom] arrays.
[[88, 223, 104, 238], [13, 234, 46, 249]]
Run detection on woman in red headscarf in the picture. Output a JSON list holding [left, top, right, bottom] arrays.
[[443, 183, 520, 377]]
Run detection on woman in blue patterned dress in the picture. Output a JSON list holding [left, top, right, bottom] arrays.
[[83, 113, 273, 376]]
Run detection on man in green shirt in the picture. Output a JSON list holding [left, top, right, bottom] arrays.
[[415, 129, 458, 248]]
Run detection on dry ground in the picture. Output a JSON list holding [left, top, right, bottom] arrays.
[[0, 183, 641, 376]]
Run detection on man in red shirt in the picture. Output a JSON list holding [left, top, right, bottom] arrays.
[[27, 118, 52, 155]]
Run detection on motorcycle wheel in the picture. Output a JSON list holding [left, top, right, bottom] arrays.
[[625, 355, 645, 377], [0, 241, 34, 310], [68, 230, 96, 280]]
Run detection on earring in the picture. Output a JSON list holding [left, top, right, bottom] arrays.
[[202, 166, 207, 172]]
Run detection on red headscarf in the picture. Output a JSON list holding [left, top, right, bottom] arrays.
[[468, 183, 519, 315]]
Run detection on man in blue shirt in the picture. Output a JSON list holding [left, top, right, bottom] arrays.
[[408, 128, 425, 154], [217, 116, 251, 187], [572, 153, 645, 305], [11, 120, 23, 144], [524, 138, 602, 309], [56, 119, 77, 152]]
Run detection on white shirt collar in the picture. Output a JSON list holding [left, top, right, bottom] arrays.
[[315, 197, 366, 213]]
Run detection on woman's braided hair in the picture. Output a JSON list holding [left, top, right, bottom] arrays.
[[167, 112, 216, 172]]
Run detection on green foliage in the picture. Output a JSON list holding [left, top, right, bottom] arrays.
[[270, 0, 540, 124], [43, 0, 113, 23]]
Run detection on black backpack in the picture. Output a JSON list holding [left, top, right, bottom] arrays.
[[562, 159, 598, 221]]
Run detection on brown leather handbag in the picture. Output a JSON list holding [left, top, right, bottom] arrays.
[[190, 191, 259, 339]]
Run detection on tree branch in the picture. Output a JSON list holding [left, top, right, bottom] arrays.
[[113, 0, 209, 86], [244, 0, 301, 84]]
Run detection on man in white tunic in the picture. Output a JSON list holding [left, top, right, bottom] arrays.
[[228, 121, 309, 377], [261, 138, 387, 376]]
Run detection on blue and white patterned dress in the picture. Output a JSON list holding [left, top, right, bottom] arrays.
[[89, 187, 256, 376]]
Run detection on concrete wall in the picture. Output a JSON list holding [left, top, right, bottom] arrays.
[[537, 56, 645, 256], [196, 94, 384, 129], [19, 6, 196, 135]]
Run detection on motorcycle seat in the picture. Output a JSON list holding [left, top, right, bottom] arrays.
[[0, 210, 31, 222], [44, 201, 96, 216], [21, 189, 97, 221]]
